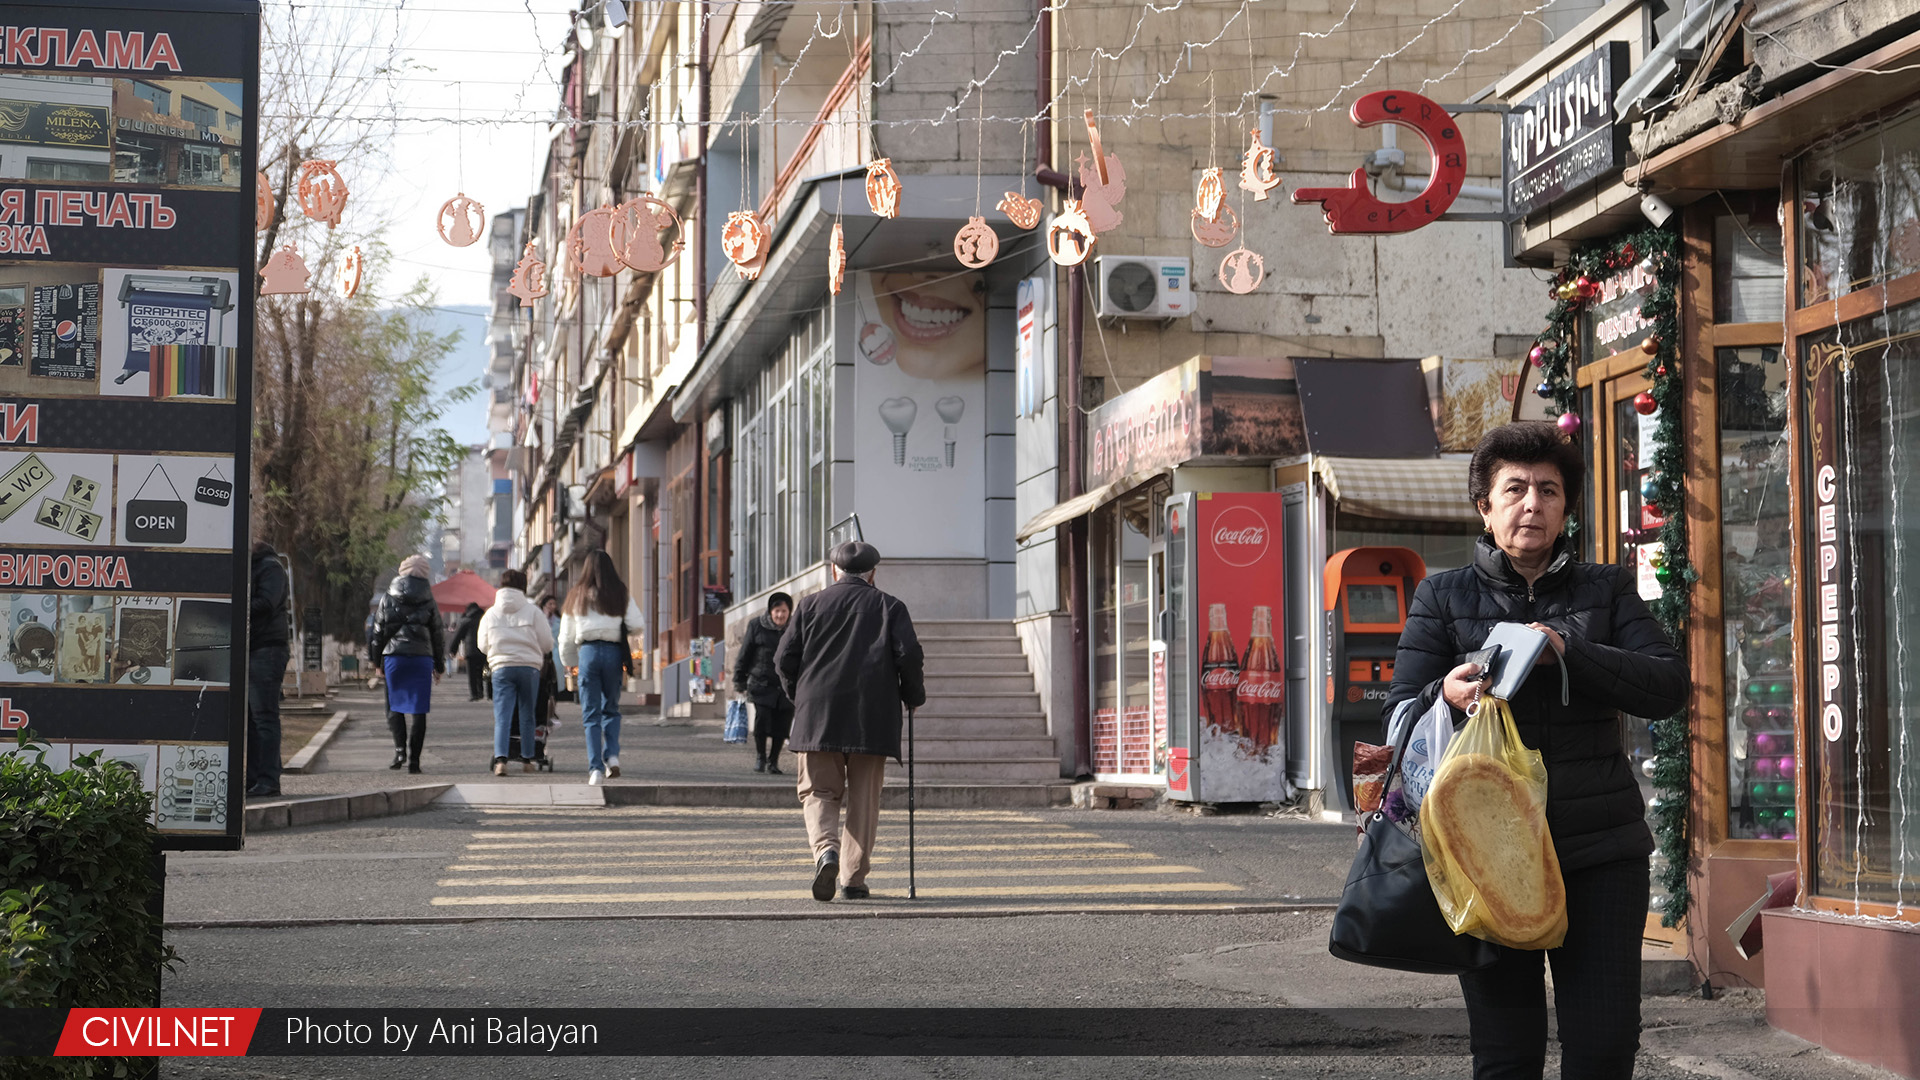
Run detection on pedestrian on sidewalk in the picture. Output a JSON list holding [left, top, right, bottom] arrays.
[[448, 601, 487, 701], [1384, 422, 1686, 1080], [245, 540, 291, 797], [557, 549, 642, 786], [479, 567, 553, 776], [542, 596, 566, 700], [732, 591, 794, 774], [370, 554, 445, 774], [774, 542, 925, 902]]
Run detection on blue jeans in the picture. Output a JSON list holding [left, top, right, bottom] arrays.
[[577, 641, 625, 773], [491, 665, 540, 761]]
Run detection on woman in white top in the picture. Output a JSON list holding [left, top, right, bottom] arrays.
[[557, 549, 644, 785]]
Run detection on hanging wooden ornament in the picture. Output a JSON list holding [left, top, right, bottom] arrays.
[[720, 210, 770, 281], [437, 192, 486, 247], [254, 170, 273, 233], [1217, 247, 1265, 295], [828, 222, 847, 296], [1191, 202, 1239, 248], [337, 245, 363, 299], [609, 195, 685, 273], [1076, 108, 1126, 234], [568, 205, 623, 278], [260, 245, 311, 295], [1238, 128, 1283, 201], [508, 241, 549, 306], [295, 160, 348, 229], [865, 158, 902, 219], [1195, 167, 1225, 223], [954, 216, 999, 269], [1046, 201, 1096, 267], [996, 191, 1042, 230]]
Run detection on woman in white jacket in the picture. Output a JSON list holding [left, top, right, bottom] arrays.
[[478, 567, 555, 776], [558, 549, 644, 785]]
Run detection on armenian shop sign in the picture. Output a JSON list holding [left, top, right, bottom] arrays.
[[1587, 255, 1658, 357], [1504, 43, 1627, 218], [1087, 356, 1305, 488], [0, 1, 258, 850]]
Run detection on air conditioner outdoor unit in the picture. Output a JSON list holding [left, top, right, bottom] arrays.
[[1096, 256, 1192, 319]]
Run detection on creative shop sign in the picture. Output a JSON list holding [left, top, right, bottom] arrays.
[[1293, 90, 1465, 234], [1587, 255, 1658, 357], [1504, 43, 1626, 218], [1, 0, 258, 848], [1086, 355, 1305, 488]]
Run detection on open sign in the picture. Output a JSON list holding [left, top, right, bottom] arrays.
[[125, 498, 187, 544]]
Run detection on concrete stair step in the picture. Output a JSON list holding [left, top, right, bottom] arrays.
[[915, 620, 1019, 638], [907, 757, 1062, 781], [909, 715, 1050, 736], [923, 655, 1031, 674], [916, 693, 1043, 716], [911, 735, 1058, 759], [923, 674, 1039, 694]]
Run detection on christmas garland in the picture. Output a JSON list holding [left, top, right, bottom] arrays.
[[1528, 226, 1694, 927]]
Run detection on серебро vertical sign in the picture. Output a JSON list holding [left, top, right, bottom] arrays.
[[0, 1, 259, 850]]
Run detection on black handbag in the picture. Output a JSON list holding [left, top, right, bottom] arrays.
[[1327, 703, 1500, 975]]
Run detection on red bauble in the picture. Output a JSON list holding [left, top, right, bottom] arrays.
[[1556, 412, 1582, 436], [1576, 275, 1598, 299], [1528, 343, 1545, 367], [1656, 364, 1668, 377], [1633, 391, 1657, 415], [1621, 243, 1636, 263]]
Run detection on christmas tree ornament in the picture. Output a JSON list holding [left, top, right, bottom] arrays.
[[437, 192, 485, 247], [1237, 128, 1282, 200], [1076, 108, 1126, 234], [1633, 390, 1658, 415], [337, 245, 363, 299], [1649, 548, 1667, 569], [507, 241, 549, 306], [720, 210, 769, 275], [828, 222, 847, 296], [1528, 343, 1545, 366], [259, 245, 311, 294], [1190, 202, 1238, 248], [295, 160, 349, 228], [254, 170, 273, 233], [1195, 166, 1225, 223], [1646, 335, 1663, 353], [1656, 364, 1668, 377], [1576, 275, 1598, 298], [1556, 281, 1579, 302], [569, 205, 623, 277], [1556, 412, 1582, 436], [1535, 381, 1554, 399], [1641, 474, 1661, 501], [1621, 243, 1636, 263], [1047, 201, 1096, 266], [1218, 247, 1265, 294], [996, 191, 1042, 230], [1655, 564, 1674, 585], [954, 215, 999, 269], [865, 158, 902, 219], [609, 195, 684, 273]]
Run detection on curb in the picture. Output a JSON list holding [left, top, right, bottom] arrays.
[[167, 901, 1342, 929], [281, 710, 351, 775], [244, 783, 454, 832]]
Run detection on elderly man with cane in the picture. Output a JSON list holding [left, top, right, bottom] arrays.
[[775, 540, 926, 902]]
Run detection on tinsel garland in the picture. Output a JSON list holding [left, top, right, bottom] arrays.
[[1529, 226, 1695, 927]]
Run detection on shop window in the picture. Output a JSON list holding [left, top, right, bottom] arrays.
[[180, 97, 217, 127], [1797, 301, 1920, 905], [132, 81, 170, 114], [1719, 345, 1793, 841], [25, 159, 108, 183], [0, 285, 24, 366], [179, 145, 220, 186], [1798, 107, 1920, 308], [1713, 211, 1784, 324], [114, 137, 164, 184]]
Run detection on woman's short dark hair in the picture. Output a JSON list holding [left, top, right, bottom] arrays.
[[499, 568, 528, 592], [1468, 421, 1585, 507]]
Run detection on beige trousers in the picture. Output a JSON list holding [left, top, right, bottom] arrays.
[[796, 751, 886, 887]]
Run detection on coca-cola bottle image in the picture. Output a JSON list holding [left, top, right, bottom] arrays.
[[1236, 605, 1284, 751], [1199, 603, 1241, 736]]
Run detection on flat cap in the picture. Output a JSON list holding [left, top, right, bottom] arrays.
[[829, 541, 881, 574]]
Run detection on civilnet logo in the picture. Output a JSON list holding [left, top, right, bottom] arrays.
[[1209, 505, 1269, 568]]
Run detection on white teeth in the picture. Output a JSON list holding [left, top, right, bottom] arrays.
[[899, 297, 964, 328]]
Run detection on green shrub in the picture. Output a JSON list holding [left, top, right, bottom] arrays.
[[2, 742, 178, 1079]]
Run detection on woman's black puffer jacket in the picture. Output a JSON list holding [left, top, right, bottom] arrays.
[[732, 615, 789, 708], [371, 574, 447, 673], [1383, 535, 1686, 872]]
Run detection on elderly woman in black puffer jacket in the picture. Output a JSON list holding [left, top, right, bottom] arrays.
[[1384, 421, 1686, 1080], [732, 592, 794, 774]]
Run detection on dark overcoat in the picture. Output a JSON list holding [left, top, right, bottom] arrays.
[[1384, 535, 1687, 872], [732, 614, 790, 709], [774, 575, 926, 759]]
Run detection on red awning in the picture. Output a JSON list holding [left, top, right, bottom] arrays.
[[430, 570, 496, 614]]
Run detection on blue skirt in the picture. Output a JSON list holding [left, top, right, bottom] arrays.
[[385, 654, 435, 714]]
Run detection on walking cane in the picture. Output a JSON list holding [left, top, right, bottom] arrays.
[[907, 705, 917, 899]]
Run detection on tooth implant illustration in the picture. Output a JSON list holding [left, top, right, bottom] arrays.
[[936, 396, 966, 468], [879, 397, 917, 466]]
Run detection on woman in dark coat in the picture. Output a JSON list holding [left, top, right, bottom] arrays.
[[732, 592, 794, 774], [1384, 421, 1686, 1080], [370, 554, 445, 773], [447, 602, 487, 701]]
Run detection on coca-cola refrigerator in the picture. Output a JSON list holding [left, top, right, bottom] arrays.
[[1162, 491, 1293, 803]]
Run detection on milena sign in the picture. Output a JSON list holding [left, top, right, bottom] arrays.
[[1504, 43, 1627, 218]]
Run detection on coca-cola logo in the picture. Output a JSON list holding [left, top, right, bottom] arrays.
[[1200, 667, 1240, 691], [1209, 505, 1271, 567], [1236, 673, 1283, 703]]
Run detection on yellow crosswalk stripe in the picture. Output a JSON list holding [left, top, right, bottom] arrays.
[[443, 851, 1157, 872], [428, 881, 1245, 906], [467, 826, 1090, 840], [437, 864, 1202, 887]]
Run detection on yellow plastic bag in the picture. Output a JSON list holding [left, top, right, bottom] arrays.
[[1419, 695, 1567, 950]]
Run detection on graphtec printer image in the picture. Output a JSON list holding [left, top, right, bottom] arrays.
[[100, 270, 238, 400]]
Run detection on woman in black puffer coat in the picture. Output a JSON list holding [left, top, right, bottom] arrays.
[[370, 554, 446, 773], [1384, 421, 1685, 1080], [731, 591, 794, 774]]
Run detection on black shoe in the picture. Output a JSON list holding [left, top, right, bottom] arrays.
[[753, 754, 766, 774], [245, 785, 280, 798], [811, 851, 839, 902], [407, 763, 422, 774], [390, 749, 407, 770], [841, 884, 869, 900], [766, 761, 783, 775]]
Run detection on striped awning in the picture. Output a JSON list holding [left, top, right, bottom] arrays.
[[1313, 455, 1478, 523]]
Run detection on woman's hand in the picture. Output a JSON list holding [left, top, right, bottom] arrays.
[[1442, 661, 1488, 712], [1526, 622, 1566, 665]]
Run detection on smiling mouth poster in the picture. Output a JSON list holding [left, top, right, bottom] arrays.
[[853, 271, 987, 559]]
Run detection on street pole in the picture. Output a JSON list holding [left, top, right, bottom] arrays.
[[907, 706, 917, 899]]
